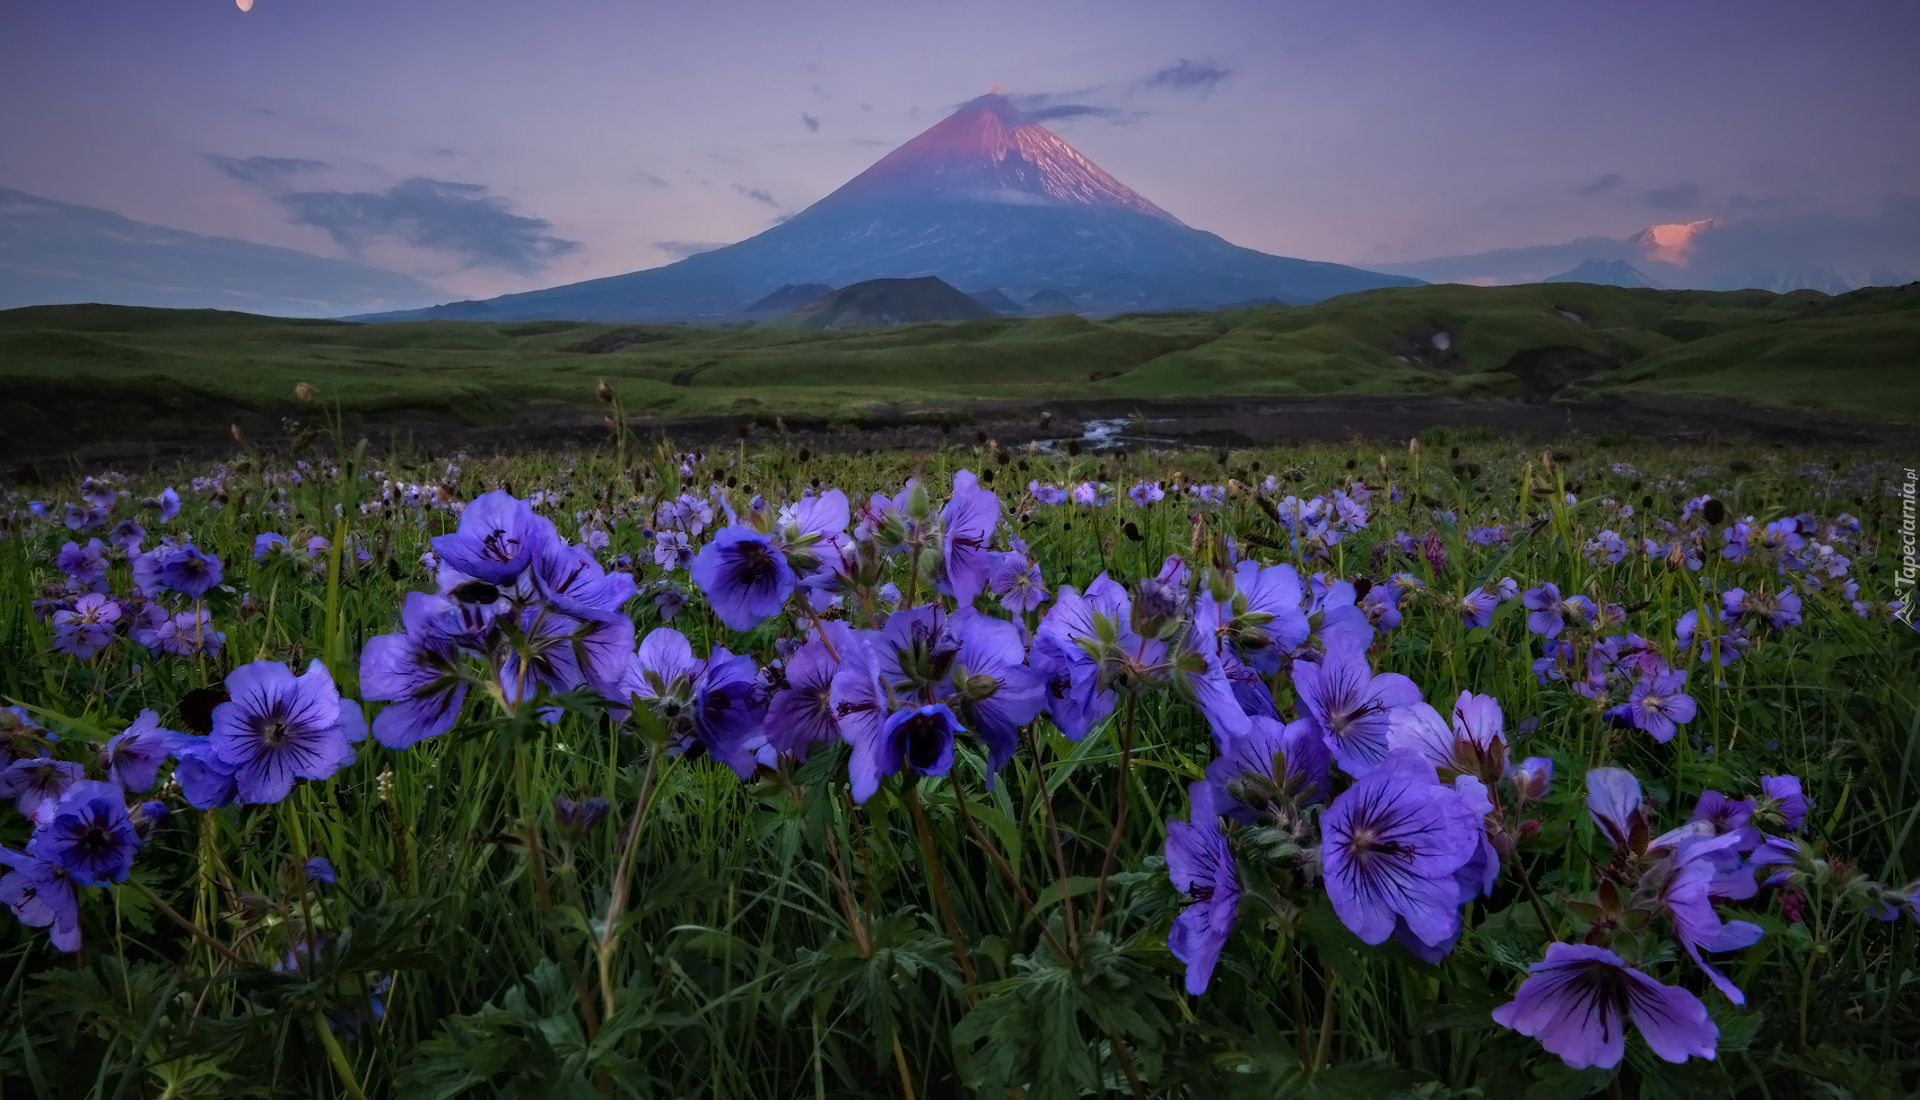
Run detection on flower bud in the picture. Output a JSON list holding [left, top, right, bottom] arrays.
[[305, 856, 337, 885], [553, 796, 611, 842]]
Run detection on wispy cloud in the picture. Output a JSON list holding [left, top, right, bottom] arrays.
[[802, 112, 821, 133], [1003, 90, 1138, 126], [1025, 103, 1124, 123], [654, 240, 727, 259], [732, 184, 780, 209], [278, 178, 579, 274], [1141, 59, 1231, 96], [205, 154, 328, 186], [1576, 172, 1625, 197]]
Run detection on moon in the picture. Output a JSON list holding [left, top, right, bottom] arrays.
[[236, 0, 253, 10]]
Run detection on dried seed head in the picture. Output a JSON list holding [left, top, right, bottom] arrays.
[[1407, 438, 1421, 456], [595, 379, 615, 403], [295, 382, 323, 404], [230, 422, 246, 444]]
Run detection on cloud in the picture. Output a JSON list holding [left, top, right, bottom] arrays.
[[802, 112, 821, 133], [1644, 182, 1703, 210], [206, 154, 329, 186], [1141, 60, 1231, 96], [1001, 88, 1142, 126], [634, 172, 671, 189], [654, 240, 727, 259], [732, 184, 780, 209], [277, 178, 579, 274], [1027, 103, 1125, 122], [1577, 172, 1625, 196]]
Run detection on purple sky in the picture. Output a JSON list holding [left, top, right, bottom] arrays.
[[5, 0, 1915, 298]]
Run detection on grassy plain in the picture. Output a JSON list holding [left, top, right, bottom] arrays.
[[0, 281, 1916, 457]]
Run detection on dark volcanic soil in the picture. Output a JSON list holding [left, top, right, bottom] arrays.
[[6, 393, 1917, 480]]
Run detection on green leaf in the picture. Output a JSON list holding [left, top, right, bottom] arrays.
[[1475, 902, 1550, 974]]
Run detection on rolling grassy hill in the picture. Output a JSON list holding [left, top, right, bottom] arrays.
[[1, 281, 1915, 456]]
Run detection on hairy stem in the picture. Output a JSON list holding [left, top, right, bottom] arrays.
[[907, 783, 977, 991], [1090, 693, 1139, 934]]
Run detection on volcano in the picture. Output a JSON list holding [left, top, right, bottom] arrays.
[[367, 94, 1418, 323]]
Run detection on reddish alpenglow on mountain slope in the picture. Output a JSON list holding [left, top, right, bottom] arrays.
[[366, 94, 1418, 324], [813, 94, 1180, 223]]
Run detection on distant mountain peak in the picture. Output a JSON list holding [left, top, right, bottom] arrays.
[[808, 93, 1182, 224], [1628, 218, 1723, 266], [1544, 258, 1664, 289]]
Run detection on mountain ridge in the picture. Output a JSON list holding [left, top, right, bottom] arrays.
[[359, 95, 1418, 323]]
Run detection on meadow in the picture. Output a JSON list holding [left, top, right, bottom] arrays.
[[3, 280, 1917, 459], [1, 411, 1917, 1099]]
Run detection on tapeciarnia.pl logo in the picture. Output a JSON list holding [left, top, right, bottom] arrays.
[[1898, 467, 1917, 626]]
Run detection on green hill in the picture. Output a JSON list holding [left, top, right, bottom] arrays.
[[1, 281, 1915, 455]]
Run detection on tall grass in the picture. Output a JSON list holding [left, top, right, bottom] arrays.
[[1, 427, 1915, 1099]]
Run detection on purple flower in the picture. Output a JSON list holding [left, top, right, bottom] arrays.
[[989, 552, 1049, 612], [1458, 586, 1498, 630], [653, 530, 692, 570], [1165, 801, 1241, 995], [1129, 481, 1165, 506], [1291, 637, 1423, 778], [253, 532, 292, 561], [0, 848, 82, 952], [166, 735, 238, 809], [691, 525, 795, 631], [531, 534, 638, 616], [56, 539, 110, 586], [361, 594, 470, 750], [108, 520, 145, 553], [1031, 577, 1130, 741], [140, 608, 225, 658], [0, 756, 85, 827], [765, 622, 853, 759], [1522, 583, 1593, 638], [305, 856, 337, 884], [1661, 833, 1765, 1004], [690, 646, 768, 778], [1491, 942, 1718, 1069], [1507, 757, 1554, 806], [552, 796, 611, 839], [210, 660, 363, 805], [1625, 670, 1697, 743], [1223, 561, 1309, 675], [1587, 767, 1646, 851], [157, 487, 180, 523], [1321, 753, 1482, 952], [1759, 774, 1810, 831], [1203, 715, 1330, 818], [941, 470, 1000, 607], [845, 702, 966, 803], [433, 490, 547, 585], [100, 710, 175, 792], [152, 543, 223, 598], [941, 609, 1042, 768], [28, 780, 139, 885], [51, 593, 120, 660]]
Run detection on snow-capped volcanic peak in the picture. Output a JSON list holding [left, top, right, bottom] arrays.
[[1629, 218, 1724, 266], [810, 94, 1182, 224]]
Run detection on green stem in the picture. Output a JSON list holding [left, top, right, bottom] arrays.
[[1089, 693, 1139, 934], [906, 784, 977, 991], [310, 1006, 371, 1100]]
